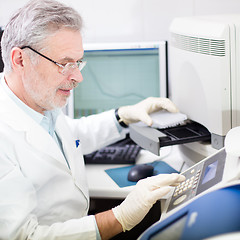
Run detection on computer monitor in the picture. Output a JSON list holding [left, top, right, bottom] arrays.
[[66, 41, 168, 118]]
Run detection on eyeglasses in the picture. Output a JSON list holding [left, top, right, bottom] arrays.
[[21, 46, 87, 75]]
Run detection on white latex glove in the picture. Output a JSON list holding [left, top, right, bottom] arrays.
[[112, 173, 185, 231], [118, 97, 179, 126]]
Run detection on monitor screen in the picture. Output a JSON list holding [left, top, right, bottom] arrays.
[[201, 160, 218, 185], [66, 42, 168, 118]]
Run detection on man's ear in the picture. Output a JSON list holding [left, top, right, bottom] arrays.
[[11, 47, 25, 72]]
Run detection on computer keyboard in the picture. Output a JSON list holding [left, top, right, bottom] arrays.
[[84, 137, 141, 164]]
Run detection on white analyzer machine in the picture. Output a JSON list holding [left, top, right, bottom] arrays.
[[130, 14, 240, 164]]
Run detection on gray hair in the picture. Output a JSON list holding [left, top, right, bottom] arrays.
[[1, 0, 83, 73]]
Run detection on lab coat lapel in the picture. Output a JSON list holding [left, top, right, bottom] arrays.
[[25, 122, 71, 172], [0, 88, 70, 172], [55, 114, 89, 199]]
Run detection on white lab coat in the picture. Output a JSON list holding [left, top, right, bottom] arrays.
[[0, 84, 125, 239]]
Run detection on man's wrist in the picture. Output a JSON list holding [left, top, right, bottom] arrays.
[[95, 210, 123, 239], [115, 108, 128, 128]]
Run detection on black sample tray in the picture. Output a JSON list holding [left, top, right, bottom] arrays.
[[129, 120, 211, 156], [157, 121, 211, 147]]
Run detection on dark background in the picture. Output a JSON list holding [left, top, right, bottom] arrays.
[[0, 28, 4, 72]]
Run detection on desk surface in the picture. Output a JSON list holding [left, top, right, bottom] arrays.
[[86, 145, 190, 199]]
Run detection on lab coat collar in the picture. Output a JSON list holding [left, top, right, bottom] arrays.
[[0, 85, 70, 173]]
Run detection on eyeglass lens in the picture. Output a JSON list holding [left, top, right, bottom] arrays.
[[61, 61, 87, 75]]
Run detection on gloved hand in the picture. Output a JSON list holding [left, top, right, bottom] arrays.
[[118, 97, 178, 126], [112, 173, 185, 231]]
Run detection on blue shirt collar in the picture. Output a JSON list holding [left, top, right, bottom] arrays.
[[0, 74, 59, 135]]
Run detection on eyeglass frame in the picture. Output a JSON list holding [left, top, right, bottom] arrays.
[[21, 46, 87, 75]]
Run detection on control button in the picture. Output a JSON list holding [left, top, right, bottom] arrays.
[[190, 169, 195, 174], [173, 194, 187, 205]]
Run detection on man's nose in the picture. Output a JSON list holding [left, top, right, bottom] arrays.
[[69, 68, 83, 83]]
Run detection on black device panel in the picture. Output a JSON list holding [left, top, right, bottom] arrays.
[[167, 148, 226, 212]]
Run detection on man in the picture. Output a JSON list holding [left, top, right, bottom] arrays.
[[0, 0, 185, 239]]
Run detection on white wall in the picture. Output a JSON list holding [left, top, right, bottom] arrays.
[[1, 0, 240, 44]]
